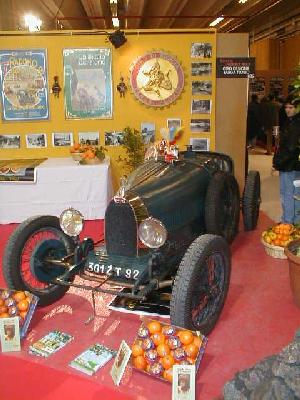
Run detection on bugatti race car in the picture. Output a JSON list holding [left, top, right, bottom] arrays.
[[3, 150, 260, 335]]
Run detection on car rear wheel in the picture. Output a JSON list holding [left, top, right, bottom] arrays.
[[170, 234, 231, 335], [3, 216, 75, 306], [242, 170, 261, 231], [205, 171, 240, 243]]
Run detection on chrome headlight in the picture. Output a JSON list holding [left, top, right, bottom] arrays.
[[138, 217, 167, 249], [59, 208, 84, 237]]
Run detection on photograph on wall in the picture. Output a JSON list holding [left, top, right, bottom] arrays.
[[192, 81, 212, 95], [191, 62, 212, 76], [190, 137, 210, 152], [52, 132, 73, 147], [167, 119, 181, 129], [249, 76, 265, 98], [63, 48, 112, 119], [191, 43, 212, 58], [141, 122, 155, 144], [0, 134, 20, 149], [0, 49, 49, 121], [105, 131, 124, 146], [191, 99, 211, 114], [269, 76, 284, 97], [26, 133, 47, 148], [190, 119, 210, 133], [78, 131, 99, 145]]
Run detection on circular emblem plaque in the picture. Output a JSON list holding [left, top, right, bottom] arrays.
[[130, 51, 184, 108]]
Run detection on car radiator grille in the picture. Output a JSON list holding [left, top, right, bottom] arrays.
[[105, 193, 149, 257]]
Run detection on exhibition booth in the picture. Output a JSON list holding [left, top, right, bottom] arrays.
[[0, 26, 299, 400]]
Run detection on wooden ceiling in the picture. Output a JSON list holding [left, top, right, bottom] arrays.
[[0, 0, 300, 41]]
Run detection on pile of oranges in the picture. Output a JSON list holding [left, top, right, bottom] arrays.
[[131, 320, 204, 382], [0, 289, 31, 321], [262, 223, 300, 247], [70, 143, 106, 163]]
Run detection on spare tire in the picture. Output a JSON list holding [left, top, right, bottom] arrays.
[[242, 170, 261, 231]]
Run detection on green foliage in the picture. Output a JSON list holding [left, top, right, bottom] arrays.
[[120, 126, 145, 172]]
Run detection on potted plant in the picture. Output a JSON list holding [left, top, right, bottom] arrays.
[[118, 126, 145, 172]]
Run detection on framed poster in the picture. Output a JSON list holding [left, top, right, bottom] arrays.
[[0, 49, 49, 121], [63, 48, 112, 119]]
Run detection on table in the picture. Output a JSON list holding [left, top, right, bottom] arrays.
[[0, 158, 113, 223]]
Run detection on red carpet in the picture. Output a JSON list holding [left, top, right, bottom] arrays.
[[0, 214, 299, 400]]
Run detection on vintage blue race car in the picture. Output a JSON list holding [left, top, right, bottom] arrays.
[[3, 150, 260, 334]]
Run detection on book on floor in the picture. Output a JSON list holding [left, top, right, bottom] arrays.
[[69, 343, 116, 376], [29, 330, 73, 357]]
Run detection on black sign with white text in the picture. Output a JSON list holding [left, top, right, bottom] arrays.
[[217, 57, 255, 78]]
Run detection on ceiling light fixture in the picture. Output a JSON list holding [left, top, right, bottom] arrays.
[[110, 0, 120, 28], [112, 17, 120, 28], [209, 16, 224, 27], [24, 14, 42, 32], [239, 0, 248, 4]]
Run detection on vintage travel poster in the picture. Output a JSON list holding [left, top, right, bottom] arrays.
[[63, 48, 112, 119], [0, 49, 49, 121]]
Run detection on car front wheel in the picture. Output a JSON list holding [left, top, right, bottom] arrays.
[[170, 234, 231, 335], [3, 216, 75, 306]]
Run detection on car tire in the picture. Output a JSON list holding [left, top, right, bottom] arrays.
[[3, 216, 75, 306], [205, 171, 240, 243], [242, 170, 261, 231], [170, 234, 231, 335]]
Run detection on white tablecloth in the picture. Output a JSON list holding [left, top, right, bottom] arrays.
[[0, 158, 113, 223]]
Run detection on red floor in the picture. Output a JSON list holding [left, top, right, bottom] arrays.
[[0, 214, 299, 400]]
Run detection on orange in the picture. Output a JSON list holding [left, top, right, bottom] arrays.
[[20, 311, 28, 319], [157, 343, 171, 357], [163, 368, 173, 382], [132, 343, 143, 357], [0, 312, 9, 318], [152, 332, 165, 346], [133, 355, 147, 370], [0, 299, 4, 307], [17, 300, 29, 311], [147, 320, 162, 335], [13, 291, 26, 302], [0, 306, 8, 314], [193, 335, 202, 348], [187, 357, 196, 364], [161, 354, 175, 370], [179, 330, 194, 345], [184, 343, 199, 358]]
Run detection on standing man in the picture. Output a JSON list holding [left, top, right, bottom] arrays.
[[273, 96, 300, 224]]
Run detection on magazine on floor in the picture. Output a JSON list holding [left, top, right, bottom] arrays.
[[69, 343, 116, 376], [29, 330, 73, 357]]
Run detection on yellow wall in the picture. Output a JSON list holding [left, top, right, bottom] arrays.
[[0, 29, 217, 187]]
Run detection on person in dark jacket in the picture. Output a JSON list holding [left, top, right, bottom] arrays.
[[273, 96, 300, 223], [246, 94, 263, 148]]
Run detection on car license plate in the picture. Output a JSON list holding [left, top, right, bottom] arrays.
[[86, 262, 140, 280]]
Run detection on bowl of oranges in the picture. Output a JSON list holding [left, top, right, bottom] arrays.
[[261, 223, 300, 259], [130, 318, 207, 383], [0, 289, 39, 338]]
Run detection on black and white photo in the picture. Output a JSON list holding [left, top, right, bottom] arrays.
[[191, 62, 212, 76], [0, 135, 20, 149], [78, 131, 99, 146], [192, 81, 212, 95], [167, 119, 181, 130], [190, 137, 210, 152], [190, 119, 210, 133], [191, 42, 212, 58], [26, 133, 47, 148], [105, 131, 124, 146], [191, 99, 211, 114], [141, 122, 155, 144], [52, 132, 73, 147]]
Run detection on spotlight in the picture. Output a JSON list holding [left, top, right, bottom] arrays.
[[108, 30, 127, 49]]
